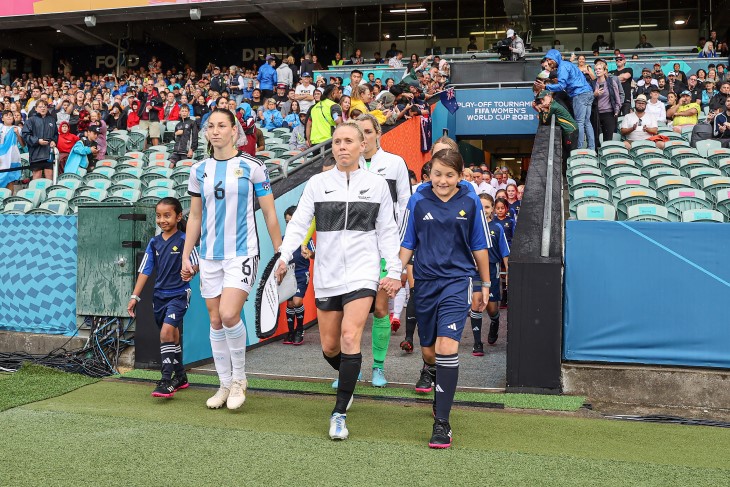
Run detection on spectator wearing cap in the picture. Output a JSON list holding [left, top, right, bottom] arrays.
[[666, 71, 687, 96], [257, 55, 278, 99], [667, 91, 700, 132], [712, 96, 730, 147], [294, 72, 316, 114], [273, 83, 289, 110], [210, 66, 226, 94], [645, 87, 667, 124], [634, 68, 659, 99], [64, 124, 99, 175], [610, 54, 633, 115], [506, 29, 525, 61], [635, 34, 654, 49], [590, 59, 623, 146], [277, 56, 294, 90], [532, 89, 578, 166], [536, 49, 595, 150], [620, 94, 662, 149]]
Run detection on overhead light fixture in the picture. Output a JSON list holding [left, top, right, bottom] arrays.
[[190, 8, 202, 20], [390, 8, 427, 13], [470, 31, 505, 35], [618, 23, 657, 29], [213, 18, 247, 23], [56, 29, 61, 33], [384, 33, 390, 39], [501, 157, 516, 161], [674, 19, 686, 25], [84, 15, 96, 27], [540, 27, 578, 32], [398, 34, 431, 38]]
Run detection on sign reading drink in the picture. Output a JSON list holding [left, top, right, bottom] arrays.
[[454, 88, 539, 136]]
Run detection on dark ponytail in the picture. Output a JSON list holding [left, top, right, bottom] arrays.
[[157, 197, 186, 232]]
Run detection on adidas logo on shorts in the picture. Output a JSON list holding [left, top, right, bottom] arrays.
[[167, 313, 176, 319], [448, 323, 457, 331], [423, 212, 434, 221]]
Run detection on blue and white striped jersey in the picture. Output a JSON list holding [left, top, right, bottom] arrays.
[[138, 230, 200, 295], [188, 152, 272, 260]]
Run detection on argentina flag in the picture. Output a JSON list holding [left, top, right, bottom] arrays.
[[0, 127, 21, 188]]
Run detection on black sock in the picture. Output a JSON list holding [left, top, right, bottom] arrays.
[[470, 310, 482, 344], [434, 353, 459, 422], [173, 344, 185, 376], [405, 287, 417, 341], [323, 351, 342, 371], [489, 310, 500, 326], [333, 352, 362, 414], [295, 305, 305, 331], [160, 342, 176, 381], [286, 307, 295, 334]]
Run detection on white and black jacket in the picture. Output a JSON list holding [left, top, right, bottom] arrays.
[[279, 166, 402, 298], [359, 148, 412, 226]]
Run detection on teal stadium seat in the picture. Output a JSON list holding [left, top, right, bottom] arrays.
[[681, 209, 725, 223], [664, 188, 712, 221], [625, 204, 671, 222], [575, 203, 616, 221]]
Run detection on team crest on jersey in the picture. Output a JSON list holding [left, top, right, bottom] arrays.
[[457, 209, 467, 221], [234, 168, 244, 178]]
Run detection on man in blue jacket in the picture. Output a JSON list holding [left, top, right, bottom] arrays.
[[535, 49, 595, 150], [257, 55, 278, 100]]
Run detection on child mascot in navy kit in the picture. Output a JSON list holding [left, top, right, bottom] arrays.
[[282, 205, 316, 345], [399, 149, 492, 449], [128, 197, 200, 398]]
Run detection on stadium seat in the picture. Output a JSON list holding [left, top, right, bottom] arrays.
[[115, 166, 144, 178], [105, 188, 142, 202], [628, 140, 655, 151], [716, 158, 730, 177], [0, 187, 11, 204], [575, 203, 616, 221], [2, 200, 33, 214], [174, 183, 188, 196], [164, 122, 178, 143], [35, 200, 70, 215], [282, 150, 302, 159], [85, 179, 113, 191], [615, 188, 664, 219], [112, 130, 128, 137], [598, 141, 626, 151], [147, 178, 175, 190], [607, 166, 642, 188], [47, 187, 75, 201], [127, 131, 147, 152], [68, 189, 107, 212], [568, 167, 602, 182], [106, 136, 128, 156], [714, 190, 730, 218], [567, 157, 599, 169], [695, 140, 723, 158], [706, 148, 730, 167], [640, 158, 673, 175], [171, 167, 191, 185], [93, 166, 116, 179], [665, 188, 712, 221], [603, 157, 637, 172], [55, 179, 83, 193], [5, 188, 44, 207], [570, 148, 597, 158], [632, 147, 663, 160], [59, 173, 83, 183], [269, 145, 290, 158], [141, 187, 176, 199], [647, 166, 681, 187], [611, 175, 650, 197], [272, 127, 290, 138], [681, 209, 725, 223], [97, 159, 118, 168], [141, 167, 173, 185], [176, 159, 197, 167], [625, 204, 671, 222], [688, 167, 722, 187], [146, 150, 170, 163], [701, 178, 730, 202], [655, 176, 692, 199], [149, 145, 168, 153], [179, 195, 192, 211], [568, 188, 612, 218], [28, 178, 54, 193], [147, 160, 173, 169], [109, 179, 143, 191]]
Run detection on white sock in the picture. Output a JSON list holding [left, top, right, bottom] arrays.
[[393, 286, 408, 319], [210, 327, 232, 388], [225, 320, 247, 382]]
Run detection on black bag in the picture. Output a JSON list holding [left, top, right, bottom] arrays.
[[690, 122, 714, 147]]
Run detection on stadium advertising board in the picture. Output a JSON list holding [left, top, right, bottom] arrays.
[[454, 88, 539, 136], [0, 0, 234, 17]]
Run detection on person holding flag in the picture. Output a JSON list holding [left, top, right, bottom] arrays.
[[0, 110, 24, 191]]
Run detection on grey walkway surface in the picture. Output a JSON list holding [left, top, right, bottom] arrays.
[[194, 309, 508, 390]]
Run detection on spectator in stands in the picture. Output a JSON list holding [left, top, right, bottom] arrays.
[[105, 103, 127, 132], [63, 124, 99, 175], [506, 29, 525, 61], [686, 74, 702, 102], [385, 43, 398, 59], [343, 70, 363, 97], [282, 100, 301, 129], [389, 51, 404, 69], [258, 56, 278, 99], [709, 81, 730, 112], [259, 99, 284, 130], [249, 88, 264, 114], [635, 68, 658, 99], [708, 67, 719, 83], [610, 54, 633, 115], [138, 82, 163, 147], [162, 92, 181, 123], [668, 91, 700, 132], [295, 72, 316, 114], [0, 68, 9, 86], [651, 63, 664, 80], [279, 88, 297, 117], [273, 83, 288, 110], [532, 90, 578, 167], [277, 56, 294, 89], [712, 97, 730, 147], [312, 55, 324, 71], [127, 100, 141, 129], [666, 72, 687, 96], [697, 69, 708, 83], [467, 36, 478, 51], [591, 60, 622, 146], [209, 66, 226, 93], [620, 95, 661, 149], [645, 87, 667, 124], [289, 111, 308, 150], [193, 94, 209, 126], [636, 35, 653, 49], [56, 121, 78, 172], [672, 63, 688, 85], [591, 35, 610, 52], [537, 49, 595, 150], [699, 41, 718, 58], [307, 84, 343, 147], [22, 100, 57, 180], [576, 55, 595, 82], [89, 110, 107, 158], [702, 81, 718, 109], [350, 49, 364, 65], [331, 52, 345, 66], [169, 104, 198, 166], [227, 66, 244, 105], [339, 95, 351, 122]]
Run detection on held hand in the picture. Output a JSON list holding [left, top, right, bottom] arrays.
[[379, 277, 401, 298], [181, 258, 195, 282], [480, 288, 490, 312], [274, 259, 288, 284], [127, 299, 137, 318]]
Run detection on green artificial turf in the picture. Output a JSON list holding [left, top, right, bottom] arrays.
[[121, 369, 586, 411], [3, 380, 730, 486], [0, 363, 99, 412]]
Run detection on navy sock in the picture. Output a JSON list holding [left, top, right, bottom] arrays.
[[160, 342, 176, 381], [405, 287, 417, 341], [173, 344, 185, 376], [295, 305, 305, 331], [323, 351, 342, 371], [489, 310, 500, 325], [470, 310, 483, 344], [333, 353, 362, 414], [286, 307, 295, 333], [434, 353, 459, 422]]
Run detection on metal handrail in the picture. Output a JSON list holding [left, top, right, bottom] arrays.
[[541, 115, 556, 258], [271, 140, 332, 182]]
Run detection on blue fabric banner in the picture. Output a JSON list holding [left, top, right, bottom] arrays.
[[454, 88, 539, 136]]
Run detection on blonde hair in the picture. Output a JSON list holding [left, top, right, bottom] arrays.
[[334, 121, 365, 141], [432, 135, 458, 154], [355, 113, 382, 135]]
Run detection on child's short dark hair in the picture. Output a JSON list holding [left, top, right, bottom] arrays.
[[494, 197, 509, 208], [284, 205, 297, 218], [421, 161, 431, 179], [157, 197, 186, 231], [431, 149, 464, 173], [479, 193, 494, 204]]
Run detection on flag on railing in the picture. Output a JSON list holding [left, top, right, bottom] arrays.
[[0, 127, 21, 188], [439, 88, 459, 114]]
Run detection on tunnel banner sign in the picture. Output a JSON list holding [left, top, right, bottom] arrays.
[[454, 88, 539, 136]]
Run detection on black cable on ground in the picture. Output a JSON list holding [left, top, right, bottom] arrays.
[[605, 414, 730, 428]]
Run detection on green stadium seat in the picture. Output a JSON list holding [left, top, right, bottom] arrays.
[[628, 140, 655, 151], [6, 188, 44, 207], [655, 176, 692, 199], [681, 209, 725, 223], [615, 187, 664, 219], [111, 129, 128, 137], [2, 200, 33, 214], [163, 123, 178, 143], [640, 158, 673, 175], [701, 178, 730, 202], [85, 179, 112, 191], [606, 166, 642, 188], [107, 188, 142, 202], [172, 167, 191, 185], [568, 188, 612, 218], [93, 166, 116, 179], [282, 150, 302, 159], [706, 148, 730, 167], [0, 187, 11, 204], [27, 178, 54, 193], [632, 147, 663, 160], [106, 136, 128, 156], [695, 140, 723, 158], [603, 157, 636, 172], [147, 178, 175, 190], [569, 175, 609, 194], [647, 166, 681, 187], [127, 131, 147, 152], [37, 200, 70, 215], [141, 187, 176, 199], [611, 174, 650, 192], [625, 204, 671, 222], [665, 188, 712, 221], [174, 183, 189, 196], [59, 173, 83, 183], [115, 166, 144, 178], [47, 187, 75, 200], [598, 141, 626, 151], [575, 203, 616, 221], [179, 195, 192, 211], [567, 157, 599, 169], [110, 179, 143, 191], [83, 172, 111, 185], [147, 159, 173, 169], [716, 158, 730, 177], [688, 167, 722, 187], [568, 167, 602, 181], [97, 159, 118, 168], [55, 179, 83, 193], [176, 159, 197, 167], [714, 190, 730, 218], [149, 144, 168, 153]]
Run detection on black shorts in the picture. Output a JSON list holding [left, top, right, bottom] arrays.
[[29, 161, 53, 171], [315, 289, 376, 312]]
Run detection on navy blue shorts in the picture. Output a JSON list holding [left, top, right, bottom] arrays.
[[152, 290, 190, 328], [414, 277, 472, 347], [471, 268, 501, 302], [293, 272, 310, 298]]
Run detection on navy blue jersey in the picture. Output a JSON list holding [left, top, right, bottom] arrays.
[[487, 220, 510, 270], [493, 216, 515, 245], [401, 182, 491, 280], [138, 231, 200, 295], [509, 200, 521, 218], [285, 235, 315, 275]]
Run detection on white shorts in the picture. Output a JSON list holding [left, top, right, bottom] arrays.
[[199, 256, 260, 299]]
